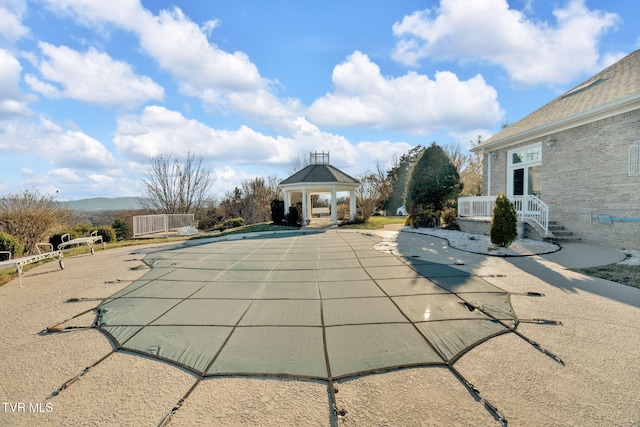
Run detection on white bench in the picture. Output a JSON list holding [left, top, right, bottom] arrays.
[[58, 230, 106, 254], [0, 243, 64, 287], [312, 207, 330, 217]]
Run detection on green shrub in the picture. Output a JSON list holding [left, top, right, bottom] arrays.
[[441, 207, 459, 230], [199, 207, 224, 231], [222, 217, 245, 229], [112, 218, 132, 241], [270, 199, 285, 224], [0, 232, 23, 259], [71, 223, 93, 237], [287, 207, 299, 226], [94, 226, 116, 243], [49, 232, 69, 250], [408, 209, 441, 228], [404, 215, 412, 226], [490, 194, 518, 247]]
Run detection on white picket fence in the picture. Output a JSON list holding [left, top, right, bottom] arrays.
[[133, 214, 196, 237]]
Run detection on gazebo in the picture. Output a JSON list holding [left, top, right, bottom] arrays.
[[279, 152, 360, 225]]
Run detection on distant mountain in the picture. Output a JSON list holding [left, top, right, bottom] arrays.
[[60, 197, 144, 212]]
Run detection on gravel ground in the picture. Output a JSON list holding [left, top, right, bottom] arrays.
[[618, 249, 640, 266], [402, 227, 560, 256], [401, 227, 640, 266]]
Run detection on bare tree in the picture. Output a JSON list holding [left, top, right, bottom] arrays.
[[356, 164, 393, 222], [287, 152, 310, 176], [442, 143, 468, 172], [141, 151, 215, 214], [0, 190, 76, 254], [216, 175, 283, 225], [443, 141, 483, 197], [241, 177, 276, 224]]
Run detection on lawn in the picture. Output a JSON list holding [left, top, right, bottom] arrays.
[[340, 215, 407, 229], [199, 222, 299, 237], [573, 264, 640, 290]]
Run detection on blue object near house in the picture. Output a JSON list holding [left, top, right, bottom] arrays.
[[595, 214, 640, 225]]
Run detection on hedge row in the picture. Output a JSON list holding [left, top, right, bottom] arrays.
[[0, 232, 24, 258]]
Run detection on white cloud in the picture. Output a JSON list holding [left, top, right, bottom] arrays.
[[48, 167, 84, 183], [113, 106, 419, 187], [352, 140, 414, 172], [307, 51, 503, 134], [26, 42, 164, 107], [139, 8, 263, 93], [0, 2, 29, 44], [447, 128, 494, 149], [114, 106, 285, 164], [0, 117, 116, 169], [42, 0, 297, 127], [29, 168, 143, 199], [42, 0, 145, 33], [0, 48, 30, 118], [392, 0, 621, 86]]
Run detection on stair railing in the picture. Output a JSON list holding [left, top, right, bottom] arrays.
[[458, 195, 549, 236]]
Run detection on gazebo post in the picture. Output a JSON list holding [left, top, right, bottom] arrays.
[[331, 187, 337, 224], [284, 190, 290, 212], [301, 188, 308, 224], [349, 189, 356, 221]]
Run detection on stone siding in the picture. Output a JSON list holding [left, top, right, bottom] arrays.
[[457, 217, 491, 235], [482, 109, 640, 250], [458, 218, 540, 241]]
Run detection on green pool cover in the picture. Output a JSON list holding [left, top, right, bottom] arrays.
[[96, 230, 516, 380]]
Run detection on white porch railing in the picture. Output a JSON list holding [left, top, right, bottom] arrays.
[[458, 195, 549, 236], [133, 214, 196, 237]]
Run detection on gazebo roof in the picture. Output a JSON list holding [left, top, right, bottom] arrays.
[[279, 164, 359, 186]]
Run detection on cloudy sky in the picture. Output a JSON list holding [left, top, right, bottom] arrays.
[[0, 0, 638, 201]]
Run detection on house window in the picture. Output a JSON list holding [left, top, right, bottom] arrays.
[[508, 144, 542, 198], [630, 143, 640, 176]]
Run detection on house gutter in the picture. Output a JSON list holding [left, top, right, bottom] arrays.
[[474, 93, 640, 152]]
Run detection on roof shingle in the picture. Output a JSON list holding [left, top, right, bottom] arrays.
[[279, 164, 359, 185], [478, 49, 640, 147]]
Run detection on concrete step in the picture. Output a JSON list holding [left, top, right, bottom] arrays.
[[545, 221, 582, 244], [551, 230, 574, 237], [545, 236, 583, 244]]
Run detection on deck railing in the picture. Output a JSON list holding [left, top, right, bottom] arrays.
[[458, 195, 549, 236]]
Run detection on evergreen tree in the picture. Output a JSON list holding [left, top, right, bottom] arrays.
[[490, 194, 518, 247], [384, 146, 424, 214], [405, 142, 463, 212]]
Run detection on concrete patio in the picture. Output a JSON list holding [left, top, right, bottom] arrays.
[[0, 229, 638, 426]]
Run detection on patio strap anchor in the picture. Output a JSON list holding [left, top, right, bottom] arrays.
[[593, 214, 640, 225], [42, 306, 98, 333], [449, 366, 507, 427], [47, 351, 115, 399]]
